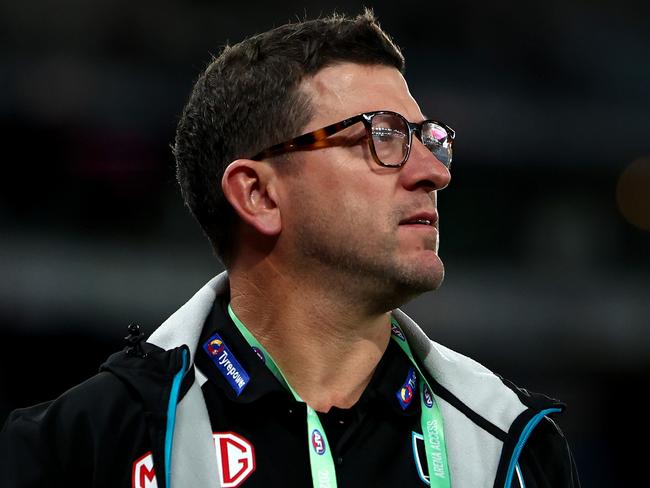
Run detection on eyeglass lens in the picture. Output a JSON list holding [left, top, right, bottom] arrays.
[[422, 122, 452, 167], [370, 113, 409, 166], [370, 113, 452, 167]]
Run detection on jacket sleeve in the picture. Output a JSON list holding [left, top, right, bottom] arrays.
[[519, 416, 581, 488], [1, 401, 65, 487], [1, 372, 153, 488]]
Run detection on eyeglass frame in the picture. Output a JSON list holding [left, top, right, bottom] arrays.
[[249, 110, 455, 168]]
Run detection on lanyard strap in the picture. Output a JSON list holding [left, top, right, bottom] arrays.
[[228, 305, 451, 487], [389, 317, 452, 487]]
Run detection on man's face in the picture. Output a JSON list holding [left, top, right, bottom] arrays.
[[276, 63, 451, 309]]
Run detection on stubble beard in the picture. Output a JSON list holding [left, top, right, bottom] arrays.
[[293, 209, 445, 312]]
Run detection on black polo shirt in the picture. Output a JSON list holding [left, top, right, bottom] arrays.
[[194, 298, 431, 487]]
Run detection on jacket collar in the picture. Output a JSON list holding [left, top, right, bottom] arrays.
[[147, 273, 228, 364]]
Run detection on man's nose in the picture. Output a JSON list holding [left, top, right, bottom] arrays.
[[399, 139, 451, 192]]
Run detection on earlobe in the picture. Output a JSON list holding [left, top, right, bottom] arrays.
[[222, 159, 282, 236]]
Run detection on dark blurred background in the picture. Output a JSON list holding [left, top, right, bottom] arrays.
[[1, 0, 648, 485]]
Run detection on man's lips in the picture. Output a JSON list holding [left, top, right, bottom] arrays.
[[398, 211, 438, 227]]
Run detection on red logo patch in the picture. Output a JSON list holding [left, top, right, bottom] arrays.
[[213, 432, 256, 487], [132, 452, 158, 488], [132, 432, 255, 488]]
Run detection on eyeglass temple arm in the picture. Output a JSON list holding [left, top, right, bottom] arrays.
[[250, 115, 364, 160]]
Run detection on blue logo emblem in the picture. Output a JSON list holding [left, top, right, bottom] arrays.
[[396, 367, 417, 410], [423, 383, 433, 408], [203, 333, 250, 396], [311, 429, 326, 455], [391, 322, 406, 341]]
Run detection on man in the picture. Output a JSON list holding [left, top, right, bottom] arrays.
[[1, 11, 579, 488]]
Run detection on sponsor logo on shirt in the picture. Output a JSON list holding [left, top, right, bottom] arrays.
[[396, 367, 417, 410], [311, 429, 326, 455], [132, 452, 157, 488], [132, 433, 256, 488], [203, 333, 250, 396], [207, 337, 225, 356], [214, 432, 256, 487]]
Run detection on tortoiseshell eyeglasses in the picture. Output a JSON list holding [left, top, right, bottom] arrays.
[[250, 110, 455, 168]]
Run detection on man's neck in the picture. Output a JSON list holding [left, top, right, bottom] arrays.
[[228, 267, 392, 413]]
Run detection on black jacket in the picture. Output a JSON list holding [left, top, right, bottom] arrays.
[[1, 274, 580, 488]]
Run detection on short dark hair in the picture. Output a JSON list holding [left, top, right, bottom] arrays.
[[173, 9, 405, 266]]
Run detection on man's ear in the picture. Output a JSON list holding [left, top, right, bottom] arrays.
[[221, 159, 281, 236]]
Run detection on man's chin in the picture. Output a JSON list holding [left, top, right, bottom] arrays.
[[402, 267, 445, 293], [380, 259, 445, 307], [404, 252, 445, 288]]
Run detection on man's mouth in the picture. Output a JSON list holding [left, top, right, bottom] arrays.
[[399, 212, 438, 226], [401, 218, 432, 225]]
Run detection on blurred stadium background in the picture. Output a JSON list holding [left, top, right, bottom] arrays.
[[1, 0, 648, 485]]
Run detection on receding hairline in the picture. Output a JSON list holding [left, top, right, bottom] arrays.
[[297, 62, 414, 129]]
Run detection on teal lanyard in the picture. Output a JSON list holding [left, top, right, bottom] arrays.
[[228, 305, 452, 487]]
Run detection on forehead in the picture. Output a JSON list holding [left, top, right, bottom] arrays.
[[300, 63, 424, 129]]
